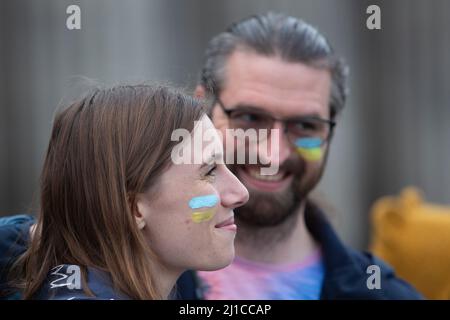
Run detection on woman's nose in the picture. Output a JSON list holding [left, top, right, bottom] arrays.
[[221, 168, 249, 209]]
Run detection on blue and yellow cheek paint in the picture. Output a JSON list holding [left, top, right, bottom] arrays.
[[188, 194, 219, 223], [295, 137, 323, 162]]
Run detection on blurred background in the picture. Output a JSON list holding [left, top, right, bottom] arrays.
[[1, 0, 449, 251]]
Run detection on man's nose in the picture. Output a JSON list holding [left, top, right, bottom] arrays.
[[258, 121, 292, 167]]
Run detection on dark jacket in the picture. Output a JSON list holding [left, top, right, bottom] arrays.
[[0, 205, 423, 300], [0, 214, 35, 300], [35, 264, 128, 300], [0, 215, 128, 300]]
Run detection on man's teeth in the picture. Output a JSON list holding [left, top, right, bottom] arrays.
[[246, 168, 285, 182]]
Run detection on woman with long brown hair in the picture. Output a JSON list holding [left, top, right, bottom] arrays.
[[12, 84, 248, 299]]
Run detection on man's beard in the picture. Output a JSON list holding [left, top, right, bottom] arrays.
[[229, 151, 327, 229]]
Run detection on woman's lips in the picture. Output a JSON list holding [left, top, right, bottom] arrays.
[[215, 216, 237, 232]]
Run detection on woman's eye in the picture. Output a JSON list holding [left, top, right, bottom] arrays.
[[206, 165, 217, 177]]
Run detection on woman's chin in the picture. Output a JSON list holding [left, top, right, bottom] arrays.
[[195, 249, 235, 271]]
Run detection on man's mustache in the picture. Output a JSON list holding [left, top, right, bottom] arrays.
[[227, 152, 305, 177]]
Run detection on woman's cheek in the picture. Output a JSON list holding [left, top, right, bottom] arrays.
[[187, 194, 219, 223]]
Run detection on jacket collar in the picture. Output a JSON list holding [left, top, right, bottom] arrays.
[[304, 201, 357, 274], [304, 201, 372, 299]]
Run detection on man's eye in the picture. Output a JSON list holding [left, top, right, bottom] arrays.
[[235, 113, 262, 122], [296, 121, 320, 131]]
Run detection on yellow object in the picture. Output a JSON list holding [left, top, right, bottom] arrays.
[[370, 187, 450, 299], [296, 147, 322, 161], [192, 209, 215, 223]]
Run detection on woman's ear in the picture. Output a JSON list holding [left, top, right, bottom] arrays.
[[134, 194, 148, 230], [135, 215, 146, 230]]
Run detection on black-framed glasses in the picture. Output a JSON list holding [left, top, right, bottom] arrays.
[[214, 97, 336, 145]]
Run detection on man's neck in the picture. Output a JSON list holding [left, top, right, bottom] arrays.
[[234, 202, 319, 265]]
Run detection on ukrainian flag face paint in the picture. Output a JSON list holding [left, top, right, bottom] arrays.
[[295, 137, 323, 162], [188, 194, 219, 223]]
